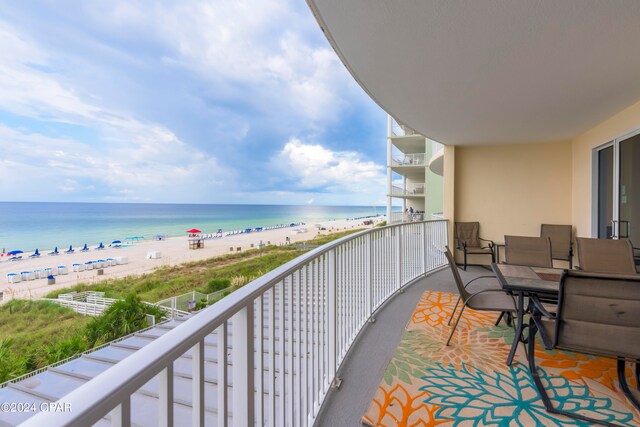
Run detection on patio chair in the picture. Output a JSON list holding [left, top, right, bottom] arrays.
[[528, 270, 640, 426], [504, 235, 553, 268], [443, 247, 516, 346], [576, 237, 636, 273], [540, 224, 573, 268], [454, 222, 495, 270]]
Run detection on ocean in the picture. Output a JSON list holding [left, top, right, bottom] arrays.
[[0, 202, 382, 251]]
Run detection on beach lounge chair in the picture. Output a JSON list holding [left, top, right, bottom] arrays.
[[80, 244, 89, 252], [64, 245, 74, 254], [48, 247, 59, 256], [95, 243, 105, 250], [29, 249, 40, 258], [9, 256, 22, 261]]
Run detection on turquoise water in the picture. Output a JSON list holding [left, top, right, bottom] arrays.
[[0, 202, 381, 251]]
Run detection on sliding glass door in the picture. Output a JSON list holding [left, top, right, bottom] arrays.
[[596, 132, 640, 248]]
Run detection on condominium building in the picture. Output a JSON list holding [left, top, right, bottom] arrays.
[[386, 116, 443, 224]]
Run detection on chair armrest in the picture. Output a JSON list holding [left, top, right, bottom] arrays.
[[478, 237, 495, 248], [529, 295, 556, 320], [463, 275, 499, 289], [465, 289, 517, 310], [529, 295, 556, 350]]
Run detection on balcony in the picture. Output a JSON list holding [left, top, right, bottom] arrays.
[[390, 153, 425, 167], [390, 183, 425, 197], [9, 221, 449, 426]]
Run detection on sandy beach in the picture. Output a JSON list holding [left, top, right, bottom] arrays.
[[0, 218, 381, 302]]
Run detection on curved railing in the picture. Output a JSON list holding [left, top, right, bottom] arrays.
[[23, 220, 448, 427]]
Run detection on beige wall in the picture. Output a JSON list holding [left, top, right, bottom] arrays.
[[454, 141, 573, 248], [571, 99, 640, 238]]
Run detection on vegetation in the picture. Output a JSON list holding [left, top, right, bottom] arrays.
[[376, 220, 387, 227], [45, 229, 361, 302], [0, 229, 361, 384], [0, 296, 159, 383]]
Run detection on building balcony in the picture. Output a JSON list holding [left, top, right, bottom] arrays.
[[389, 184, 425, 197], [6, 219, 639, 426], [8, 221, 449, 427], [390, 153, 425, 167]]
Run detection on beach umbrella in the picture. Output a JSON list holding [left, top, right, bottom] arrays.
[[112, 240, 122, 244], [186, 229, 201, 233], [8, 250, 23, 255]]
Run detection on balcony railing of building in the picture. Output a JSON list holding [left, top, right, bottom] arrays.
[[23, 220, 448, 427], [391, 153, 425, 166], [389, 211, 425, 224], [391, 183, 425, 196]]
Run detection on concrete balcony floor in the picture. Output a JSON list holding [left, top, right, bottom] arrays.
[[316, 265, 466, 425]]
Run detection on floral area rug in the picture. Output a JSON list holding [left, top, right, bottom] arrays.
[[362, 291, 640, 426]]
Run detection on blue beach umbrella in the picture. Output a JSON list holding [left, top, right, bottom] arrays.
[[112, 240, 122, 244], [8, 250, 23, 255]]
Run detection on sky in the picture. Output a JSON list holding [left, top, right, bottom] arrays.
[[0, 1, 388, 206]]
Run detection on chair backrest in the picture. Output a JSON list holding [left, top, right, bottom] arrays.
[[555, 270, 640, 360], [504, 235, 553, 268], [455, 222, 480, 248], [540, 224, 572, 261], [443, 247, 471, 302], [576, 237, 636, 273]]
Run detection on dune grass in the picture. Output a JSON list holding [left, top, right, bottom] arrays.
[[0, 229, 362, 384], [0, 300, 91, 355], [45, 229, 361, 302]]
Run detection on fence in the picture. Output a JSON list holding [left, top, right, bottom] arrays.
[[153, 288, 231, 317], [23, 220, 448, 427]]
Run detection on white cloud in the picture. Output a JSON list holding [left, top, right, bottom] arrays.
[[0, 123, 226, 203], [274, 138, 386, 201], [86, 1, 357, 125]]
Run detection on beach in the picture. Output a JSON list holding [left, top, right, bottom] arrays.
[[0, 218, 379, 301]]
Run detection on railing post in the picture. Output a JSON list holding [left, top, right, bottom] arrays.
[[396, 226, 403, 292], [232, 302, 255, 426], [111, 398, 131, 427], [159, 364, 174, 427], [422, 222, 427, 274], [327, 249, 339, 387], [192, 341, 205, 427], [366, 233, 374, 323]]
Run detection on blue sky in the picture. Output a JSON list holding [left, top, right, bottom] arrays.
[[0, 1, 387, 206]]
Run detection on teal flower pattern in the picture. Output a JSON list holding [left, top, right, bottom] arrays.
[[420, 363, 635, 426]]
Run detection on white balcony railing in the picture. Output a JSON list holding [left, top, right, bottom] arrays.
[[23, 220, 448, 427], [389, 211, 425, 224], [391, 153, 425, 166], [391, 183, 425, 196]]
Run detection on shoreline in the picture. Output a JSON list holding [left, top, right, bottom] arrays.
[[1, 217, 383, 301]]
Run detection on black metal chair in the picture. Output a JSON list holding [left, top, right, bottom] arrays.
[[455, 222, 495, 270], [528, 270, 640, 427], [443, 247, 516, 346], [540, 224, 573, 268]]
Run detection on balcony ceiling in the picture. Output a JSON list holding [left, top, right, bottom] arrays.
[[307, 0, 640, 146]]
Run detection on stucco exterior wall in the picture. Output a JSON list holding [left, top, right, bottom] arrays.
[[453, 141, 573, 263]]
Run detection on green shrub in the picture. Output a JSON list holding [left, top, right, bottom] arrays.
[[85, 295, 164, 347]]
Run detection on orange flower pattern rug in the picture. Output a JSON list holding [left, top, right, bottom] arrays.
[[362, 291, 640, 426]]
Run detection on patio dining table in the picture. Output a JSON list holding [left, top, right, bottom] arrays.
[[491, 263, 564, 366]]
